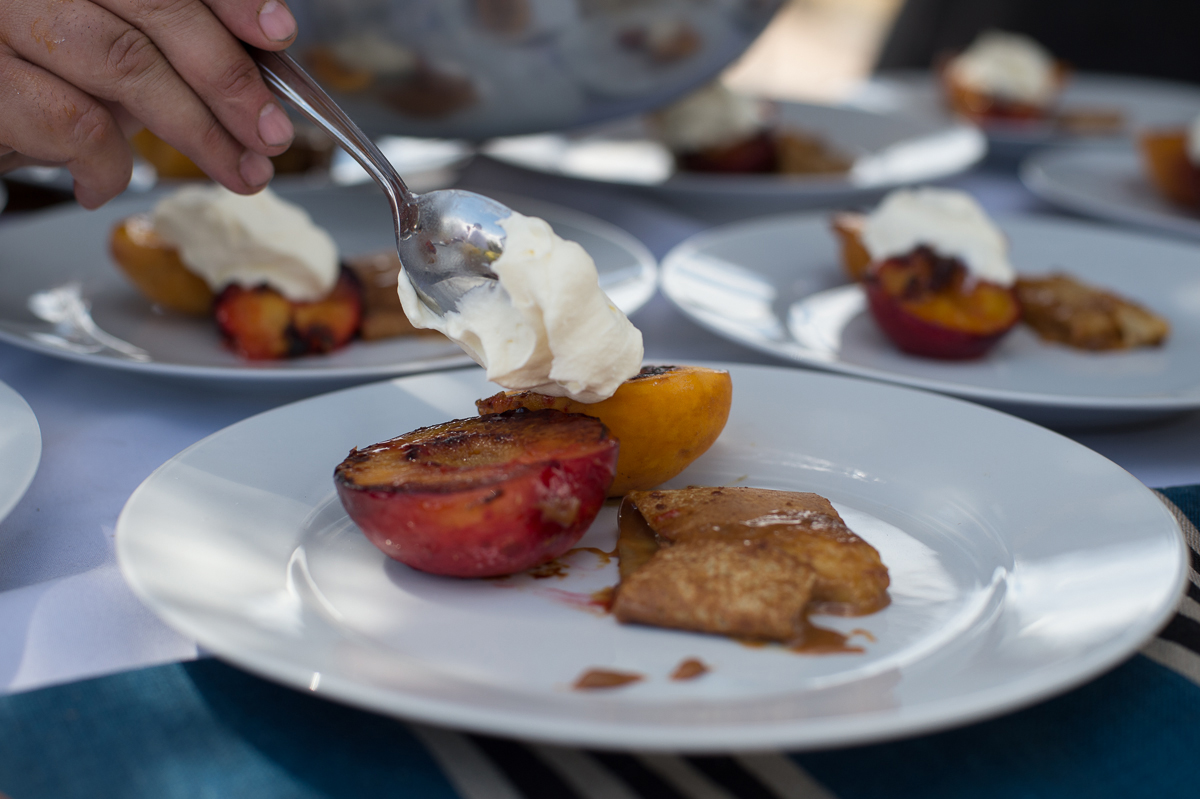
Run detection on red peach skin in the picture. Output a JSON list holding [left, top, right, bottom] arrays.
[[335, 410, 618, 577]]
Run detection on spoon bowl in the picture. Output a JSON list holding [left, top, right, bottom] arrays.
[[248, 46, 506, 315]]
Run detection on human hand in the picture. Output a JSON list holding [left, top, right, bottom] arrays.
[[0, 0, 301, 207]]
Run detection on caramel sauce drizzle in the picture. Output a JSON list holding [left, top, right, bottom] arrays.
[[573, 669, 643, 690], [670, 658, 710, 681], [589, 586, 615, 613]]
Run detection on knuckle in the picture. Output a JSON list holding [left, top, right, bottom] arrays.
[[68, 103, 117, 154], [129, 0, 194, 23], [210, 56, 261, 104], [105, 28, 163, 87]]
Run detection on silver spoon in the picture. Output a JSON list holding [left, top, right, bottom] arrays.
[[247, 46, 506, 316]]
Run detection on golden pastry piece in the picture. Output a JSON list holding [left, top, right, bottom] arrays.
[[773, 131, 852, 176], [343, 251, 442, 341], [1015, 273, 1170, 351], [612, 486, 890, 643], [615, 537, 816, 641]]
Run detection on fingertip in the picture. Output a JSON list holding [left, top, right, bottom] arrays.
[[258, 0, 298, 44], [74, 183, 112, 210], [258, 102, 295, 148], [238, 150, 275, 190]]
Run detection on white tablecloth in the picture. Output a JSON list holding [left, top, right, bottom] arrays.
[[4, 160, 1200, 696]]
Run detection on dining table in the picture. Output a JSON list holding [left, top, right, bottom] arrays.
[[2, 153, 1199, 799]]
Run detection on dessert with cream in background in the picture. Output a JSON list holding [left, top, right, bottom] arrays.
[[109, 185, 429, 359], [834, 187, 1021, 360], [834, 187, 1169, 355], [941, 30, 1064, 124], [650, 82, 851, 176]]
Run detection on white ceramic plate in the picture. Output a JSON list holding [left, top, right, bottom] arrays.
[[852, 71, 1200, 162], [483, 102, 984, 207], [661, 214, 1200, 427], [0, 186, 656, 381], [1022, 146, 1200, 241], [116, 364, 1185, 751], [0, 379, 40, 525]]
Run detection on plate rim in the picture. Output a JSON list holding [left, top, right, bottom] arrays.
[[0, 378, 41, 525], [1021, 146, 1200, 242], [660, 210, 1200, 414], [115, 362, 1188, 751]]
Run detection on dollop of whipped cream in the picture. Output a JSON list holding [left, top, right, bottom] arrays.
[[861, 188, 1016, 287], [652, 82, 766, 153], [396, 210, 643, 402], [1188, 113, 1200, 166], [946, 30, 1058, 106], [152, 185, 338, 302]]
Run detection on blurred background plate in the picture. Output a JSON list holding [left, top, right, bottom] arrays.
[[851, 71, 1200, 164], [1021, 146, 1200, 242], [0, 379, 40, 526], [661, 212, 1200, 426], [483, 102, 983, 217], [0, 186, 656, 382]]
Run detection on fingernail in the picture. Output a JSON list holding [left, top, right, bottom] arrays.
[[240, 150, 274, 187], [258, 102, 294, 147], [258, 0, 296, 42]]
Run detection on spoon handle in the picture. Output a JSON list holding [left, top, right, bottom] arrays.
[[247, 46, 418, 230]]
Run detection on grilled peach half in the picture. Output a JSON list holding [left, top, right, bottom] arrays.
[[1139, 129, 1200, 209], [864, 247, 1020, 360], [214, 268, 362, 360], [109, 215, 215, 316], [831, 212, 872, 282], [335, 410, 618, 578], [476, 365, 732, 496]]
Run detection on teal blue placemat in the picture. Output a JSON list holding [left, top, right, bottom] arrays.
[[3, 487, 1197, 799]]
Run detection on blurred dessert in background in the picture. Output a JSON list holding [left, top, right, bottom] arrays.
[[109, 185, 436, 359], [616, 15, 702, 65], [132, 126, 335, 180], [835, 187, 1171, 356], [1016, 274, 1170, 351], [1140, 114, 1200, 209], [941, 31, 1064, 124], [650, 82, 851, 175], [305, 36, 479, 120], [833, 187, 1020, 359]]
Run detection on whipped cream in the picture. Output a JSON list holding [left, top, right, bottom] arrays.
[[652, 83, 766, 153], [396, 210, 643, 403], [946, 31, 1058, 106], [152, 186, 339, 302], [861, 188, 1016, 287], [1188, 114, 1200, 166]]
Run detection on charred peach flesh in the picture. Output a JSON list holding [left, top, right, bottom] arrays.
[[865, 247, 1020, 360], [214, 268, 362, 360], [476, 365, 731, 496], [335, 410, 619, 577]]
